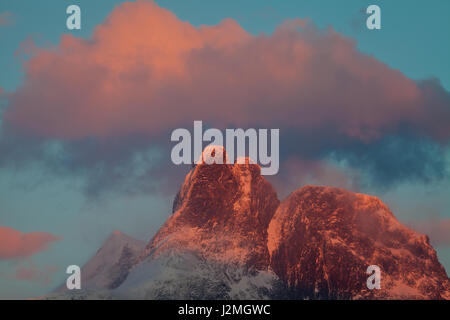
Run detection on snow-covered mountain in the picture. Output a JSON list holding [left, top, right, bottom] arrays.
[[48, 147, 449, 300], [57, 230, 145, 292], [116, 250, 282, 300]]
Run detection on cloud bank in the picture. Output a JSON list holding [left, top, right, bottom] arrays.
[[6, 1, 450, 142], [1, 0, 449, 195]]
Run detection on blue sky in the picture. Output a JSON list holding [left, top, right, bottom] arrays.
[[0, 0, 449, 299]]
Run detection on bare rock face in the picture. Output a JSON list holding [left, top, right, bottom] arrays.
[[142, 147, 280, 271], [268, 185, 450, 299]]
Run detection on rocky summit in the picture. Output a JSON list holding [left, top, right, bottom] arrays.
[[141, 147, 280, 271]]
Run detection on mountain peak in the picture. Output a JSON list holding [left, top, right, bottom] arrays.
[[106, 229, 142, 244], [76, 231, 145, 290], [143, 155, 279, 270]]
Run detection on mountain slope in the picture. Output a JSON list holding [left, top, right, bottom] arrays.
[[117, 249, 282, 299]]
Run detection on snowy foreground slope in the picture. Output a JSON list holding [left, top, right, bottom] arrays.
[[46, 148, 450, 300]]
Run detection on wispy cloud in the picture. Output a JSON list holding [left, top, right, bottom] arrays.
[[409, 219, 450, 246], [0, 226, 60, 260], [0, 11, 13, 26], [13, 263, 58, 284]]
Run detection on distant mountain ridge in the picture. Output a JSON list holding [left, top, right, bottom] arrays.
[[48, 147, 450, 300], [54, 230, 145, 293]]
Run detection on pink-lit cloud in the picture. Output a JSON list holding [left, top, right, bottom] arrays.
[[5, 0, 450, 143], [0, 226, 60, 260]]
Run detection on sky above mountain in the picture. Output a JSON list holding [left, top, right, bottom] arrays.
[[0, 0, 449, 299]]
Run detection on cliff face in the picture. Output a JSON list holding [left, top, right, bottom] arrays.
[[268, 185, 450, 299], [141, 148, 280, 270]]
